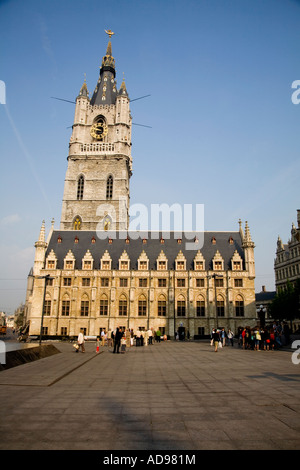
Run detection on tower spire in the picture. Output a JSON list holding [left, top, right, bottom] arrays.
[[90, 30, 117, 106]]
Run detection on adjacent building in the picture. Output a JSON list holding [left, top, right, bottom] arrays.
[[274, 209, 300, 292]]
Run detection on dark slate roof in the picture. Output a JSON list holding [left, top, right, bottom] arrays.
[[46, 231, 245, 271], [255, 291, 276, 302], [90, 70, 117, 106]]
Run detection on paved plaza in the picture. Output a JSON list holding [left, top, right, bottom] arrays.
[[0, 340, 299, 450]]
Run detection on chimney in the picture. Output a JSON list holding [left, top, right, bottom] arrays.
[[262, 285, 266, 292]]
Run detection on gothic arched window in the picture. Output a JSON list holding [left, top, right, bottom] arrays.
[[74, 216, 82, 230], [77, 175, 84, 200], [106, 175, 113, 200]]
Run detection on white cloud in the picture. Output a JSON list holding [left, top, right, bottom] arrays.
[[1, 214, 21, 225]]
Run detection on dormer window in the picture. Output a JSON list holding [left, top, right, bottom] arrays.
[[158, 261, 166, 270], [119, 250, 130, 270], [47, 260, 55, 269], [100, 250, 112, 270], [46, 249, 57, 270], [83, 260, 92, 270], [195, 261, 204, 270], [212, 250, 224, 271], [214, 261, 223, 271], [175, 250, 186, 271], [65, 260, 74, 270], [157, 250, 168, 270], [120, 260, 129, 270], [233, 261, 242, 270], [82, 250, 93, 270], [177, 261, 185, 270], [231, 250, 243, 271], [194, 250, 205, 271]]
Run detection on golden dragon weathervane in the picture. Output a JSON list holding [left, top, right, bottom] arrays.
[[105, 29, 115, 38]]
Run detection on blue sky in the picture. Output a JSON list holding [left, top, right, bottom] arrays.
[[0, 0, 300, 314]]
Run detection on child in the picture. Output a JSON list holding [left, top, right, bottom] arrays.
[[96, 336, 100, 354]]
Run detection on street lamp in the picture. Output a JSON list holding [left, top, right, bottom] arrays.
[[38, 274, 54, 346], [256, 304, 267, 328]]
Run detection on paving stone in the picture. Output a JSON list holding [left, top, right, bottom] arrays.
[[0, 340, 299, 450]]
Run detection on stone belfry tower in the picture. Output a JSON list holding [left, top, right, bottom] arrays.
[[60, 30, 132, 232]]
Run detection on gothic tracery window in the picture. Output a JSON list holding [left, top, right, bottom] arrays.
[[74, 216, 82, 230]]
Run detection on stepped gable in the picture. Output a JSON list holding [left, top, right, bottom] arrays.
[[45, 230, 245, 271]]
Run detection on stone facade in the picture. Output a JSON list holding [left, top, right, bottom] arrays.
[[60, 38, 132, 232], [274, 209, 300, 292], [24, 33, 257, 338], [25, 226, 257, 339]]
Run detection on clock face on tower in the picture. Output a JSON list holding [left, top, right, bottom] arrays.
[[90, 121, 108, 140]]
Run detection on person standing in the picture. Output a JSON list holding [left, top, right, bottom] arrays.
[[227, 329, 234, 347], [221, 328, 226, 346], [77, 329, 85, 353], [136, 329, 141, 346], [101, 329, 106, 347], [147, 328, 153, 345], [156, 329, 161, 343], [113, 327, 123, 354], [96, 336, 100, 353]]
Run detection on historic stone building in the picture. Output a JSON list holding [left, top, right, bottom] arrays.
[[274, 209, 300, 292], [24, 32, 257, 339]]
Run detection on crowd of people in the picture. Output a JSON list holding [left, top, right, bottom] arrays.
[[211, 321, 292, 352], [90, 327, 166, 354], [76, 321, 293, 354]]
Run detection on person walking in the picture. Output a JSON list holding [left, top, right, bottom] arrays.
[[212, 328, 220, 352], [77, 329, 85, 353]]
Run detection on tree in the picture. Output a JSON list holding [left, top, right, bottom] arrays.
[[269, 280, 300, 329]]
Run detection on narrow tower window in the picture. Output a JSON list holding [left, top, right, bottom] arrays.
[[77, 175, 84, 200], [74, 216, 82, 230], [106, 175, 113, 200]]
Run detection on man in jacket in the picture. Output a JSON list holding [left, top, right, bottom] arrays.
[[113, 327, 123, 354]]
